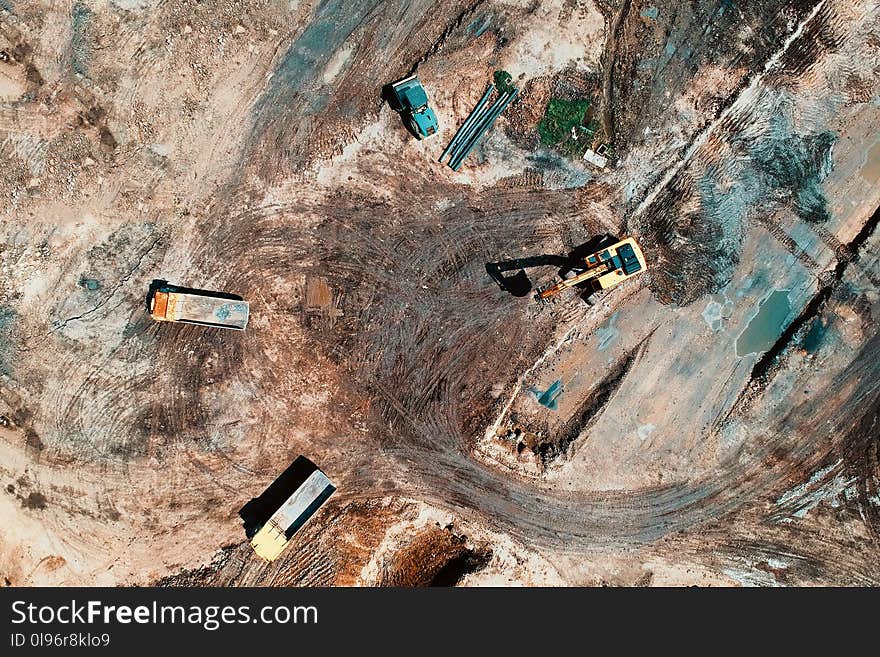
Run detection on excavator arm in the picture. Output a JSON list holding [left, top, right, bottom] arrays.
[[537, 265, 607, 299], [537, 237, 646, 300]]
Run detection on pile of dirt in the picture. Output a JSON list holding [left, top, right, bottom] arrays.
[[636, 170, 740, 306], [378, 525, 491, 587], [157, 499, 404, 587], [155, 545, 241, 587], [504, 74, 552, 150], [504, 67, 600, 154]]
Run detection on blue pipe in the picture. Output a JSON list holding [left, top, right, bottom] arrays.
[[449, 88, 518, 171], [439, 83, 494, 162], [446, 91, 508, 164]]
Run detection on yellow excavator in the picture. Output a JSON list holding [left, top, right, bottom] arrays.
[[537, 237, 647, 300]]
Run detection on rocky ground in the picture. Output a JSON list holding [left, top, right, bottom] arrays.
[[0, 0, 878, 586]]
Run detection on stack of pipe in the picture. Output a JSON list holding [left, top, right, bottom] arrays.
[[439, 83, 519, 171]]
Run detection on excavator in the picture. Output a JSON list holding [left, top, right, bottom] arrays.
[[536, 237, 647, 300]]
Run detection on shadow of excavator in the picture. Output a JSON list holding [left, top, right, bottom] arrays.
[[486, 234, 618, 299], [485, 255, 569, 297]]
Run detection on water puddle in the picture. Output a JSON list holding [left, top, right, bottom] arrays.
[[530, 380, 563, 410], [468, 15, 492, 37], [801, 317, 829, 354], [702, 294, 733, 331], [735, 289, 791, 357], [79, 277, 100, 291], [637, 423, 656, 440]]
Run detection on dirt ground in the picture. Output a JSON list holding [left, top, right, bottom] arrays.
[[1, 0, 878, 587]]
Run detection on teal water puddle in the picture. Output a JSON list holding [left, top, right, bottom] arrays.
[[530, 380, 563, 411], [736, 289, 791, 357], [468, 15, 492, 37], [702, 294, 734, 331], [79, 277, 100, 291], [801, 317, 829, 354]]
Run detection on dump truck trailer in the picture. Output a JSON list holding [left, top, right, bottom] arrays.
[[149, 282, 249, 330], [249, 464, 336, 562], [538, 237, 647, 300]]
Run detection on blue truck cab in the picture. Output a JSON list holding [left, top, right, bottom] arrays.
[[388, 75, 438, 139]]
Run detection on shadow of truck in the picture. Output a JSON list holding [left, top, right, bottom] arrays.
[[239, 455, 334, 540]]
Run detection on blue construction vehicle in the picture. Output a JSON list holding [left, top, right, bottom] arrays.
[[388, 75, 438, 139]]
